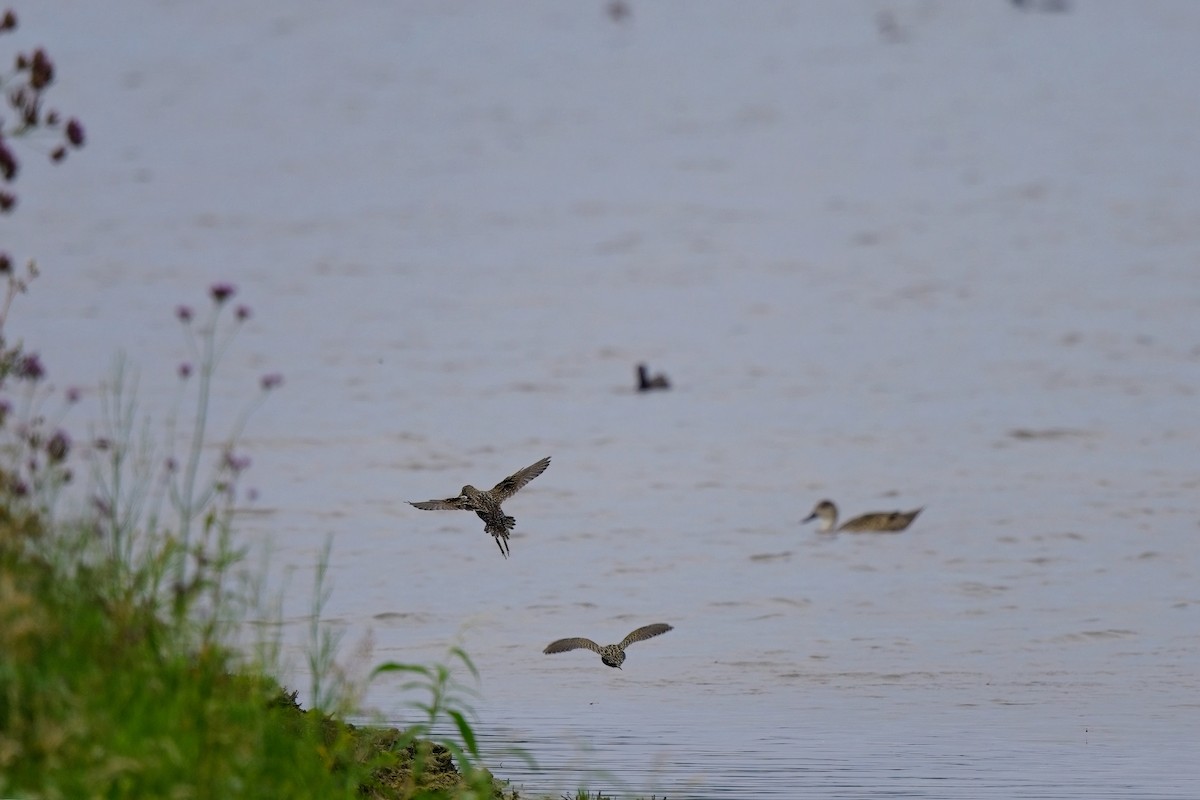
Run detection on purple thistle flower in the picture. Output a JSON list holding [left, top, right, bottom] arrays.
[[65, 386, 82, 404], [235, 304, 251, 321], [209, 283, 236, 304], [15, 353, 44, 380], [221, 449, 251, 474], [91, 495, 112, 518], [176, 305, 193, 323], [65, 118, 85, 148], [178, 362, 192, 379], [260, 372, 283, 391]]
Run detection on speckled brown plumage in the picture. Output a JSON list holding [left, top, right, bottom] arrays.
[[408, 456, 551, 557], [543, 623, 673, 669]]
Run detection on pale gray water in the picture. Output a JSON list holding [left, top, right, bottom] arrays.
[[9, 2, 1200, 797], [475, 713, 1195, 799]]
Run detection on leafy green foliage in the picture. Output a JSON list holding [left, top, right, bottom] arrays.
[[372, 646, 527, 799]]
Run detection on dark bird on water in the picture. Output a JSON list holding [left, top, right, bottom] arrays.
[[543, 623, 673, 669], [802, 498, 923, 534], [408, 456, 551, 558], [636, 363, 670, 392]]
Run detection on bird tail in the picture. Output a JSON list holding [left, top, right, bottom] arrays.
[[483, 516, 515, 535], [485, 518, 515, 558]]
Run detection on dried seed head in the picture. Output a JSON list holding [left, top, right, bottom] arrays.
[[29, 48, 53, 89], [0, 141, 17, 181], [46, 430, 70, 463]]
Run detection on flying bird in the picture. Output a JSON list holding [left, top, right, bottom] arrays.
[[543, 623, 673, 669], [408, 456, 551, 557]]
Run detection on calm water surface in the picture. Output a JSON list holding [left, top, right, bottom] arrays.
[[12, 2, 1200, 797]]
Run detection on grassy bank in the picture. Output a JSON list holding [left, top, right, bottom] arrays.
[[0, 286, 515, 799], [0, 509, 499, 799]]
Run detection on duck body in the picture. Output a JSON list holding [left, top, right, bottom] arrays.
[[803, 499, 923, 533]]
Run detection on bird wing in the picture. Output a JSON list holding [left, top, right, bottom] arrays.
[[490, 456, 551, 501], [408, 496, 470, 511], [840, 508, 922, 532], [620, 623, 673, 648], [883, 507, 923, 530], [838, 511, 888, 531], [543, 636, 601, 655]]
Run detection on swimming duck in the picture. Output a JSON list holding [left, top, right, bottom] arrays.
[[636, 363, 670, 392], [802, 498, 922, 533]]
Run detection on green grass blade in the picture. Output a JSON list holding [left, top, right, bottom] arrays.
[[447, 708, 478, 757]]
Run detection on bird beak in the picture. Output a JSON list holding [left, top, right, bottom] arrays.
[[802, 513, 816, 523]]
